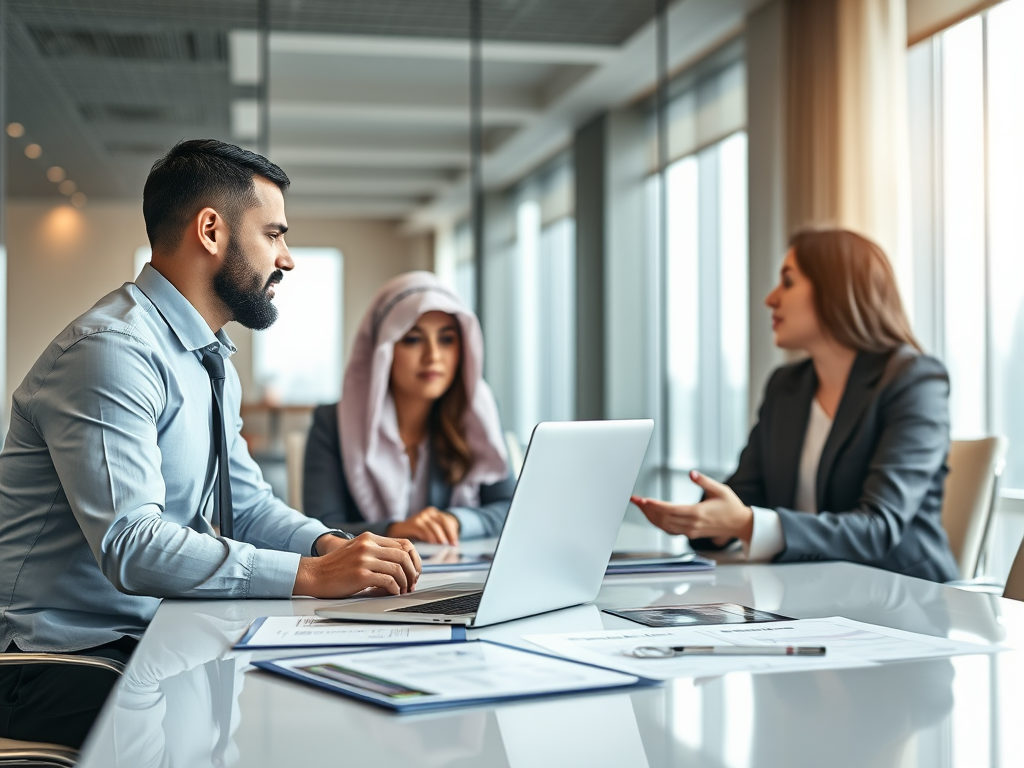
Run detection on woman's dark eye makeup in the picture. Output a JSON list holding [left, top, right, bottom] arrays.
[[401, 330, 458, 346]]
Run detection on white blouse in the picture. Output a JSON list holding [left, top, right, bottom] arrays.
[[405, 440, 431, 518], [744, 397, 834, 561]]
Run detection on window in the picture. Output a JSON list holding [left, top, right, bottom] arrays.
[[253, 247, 343, 405], [908, 0, 1024, 487], [452, 221, 476, 311], [134, 246, 150, 278], [647, 46, 748, 498], [656, 133, 749, 488], [908, 0, 1024, 581], [482, 155, 576, 447]]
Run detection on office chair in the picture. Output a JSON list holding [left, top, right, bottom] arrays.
[[284, 430, 308, 512], [1003, 534, 1024, 603], [941, 437, 1008, 580], [0, 654, 124, 767]]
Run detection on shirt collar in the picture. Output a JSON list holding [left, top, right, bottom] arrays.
[[135, 263, 237, 356]]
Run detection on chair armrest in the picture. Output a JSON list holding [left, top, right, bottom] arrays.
[[0, 737, 79, 767], [946, 578, 1005, 595], [0, 653, 124, 675]]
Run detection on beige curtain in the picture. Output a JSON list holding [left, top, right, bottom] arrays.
[[785, 0, 912, 300], [786, 0, 840, 235]]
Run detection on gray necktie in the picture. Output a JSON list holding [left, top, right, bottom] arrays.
[[200, 348, 233, 539]]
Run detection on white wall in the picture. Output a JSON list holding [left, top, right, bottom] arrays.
[[5, 201, 146, 408], [4, 199, 430, 408]]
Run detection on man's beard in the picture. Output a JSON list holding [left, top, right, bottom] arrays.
[[212, 236, 282, 331]]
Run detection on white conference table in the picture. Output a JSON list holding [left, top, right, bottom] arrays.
[[77, 523, 1024, 768]]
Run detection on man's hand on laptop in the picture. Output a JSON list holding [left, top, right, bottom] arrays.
[[293, 532, 422, 598]]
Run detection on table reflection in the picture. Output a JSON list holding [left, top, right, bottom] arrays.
[[602, 559, 1009, 645], [84, 607, 253, 767], [75, 555, 1019, 768], [497, 693, 650, 768]]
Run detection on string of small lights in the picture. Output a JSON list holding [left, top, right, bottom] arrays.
[[5, 121, 87, 208]]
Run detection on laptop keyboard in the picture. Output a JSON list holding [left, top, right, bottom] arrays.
[[391, 592, 482, 615]]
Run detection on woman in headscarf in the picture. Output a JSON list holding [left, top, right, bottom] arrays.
[[302, 271, 515, 544]]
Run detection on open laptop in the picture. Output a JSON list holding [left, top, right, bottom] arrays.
[[316, 419, 654, 628]]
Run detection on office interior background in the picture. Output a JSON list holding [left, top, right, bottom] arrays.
[[0, 0, 1021, 578]]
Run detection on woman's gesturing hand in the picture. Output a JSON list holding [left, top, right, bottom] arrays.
[[388, 507, 461, 545], [631, 470, 754, 544], [293, 532, 422, 598]]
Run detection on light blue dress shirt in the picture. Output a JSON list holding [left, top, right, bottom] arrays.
[[0, 264, 331, 652]]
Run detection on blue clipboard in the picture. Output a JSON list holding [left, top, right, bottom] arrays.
[[252, 640, 658, 713]]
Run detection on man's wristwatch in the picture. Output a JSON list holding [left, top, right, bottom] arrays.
[[312, 529, 355, 556]]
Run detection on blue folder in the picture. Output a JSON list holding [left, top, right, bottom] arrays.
[[252, 640, 657, 713]]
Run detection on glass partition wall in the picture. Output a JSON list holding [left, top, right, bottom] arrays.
[[1, 1, 755, 506]]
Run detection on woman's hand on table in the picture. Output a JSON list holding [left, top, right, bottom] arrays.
[[388, 507, 461, 546]]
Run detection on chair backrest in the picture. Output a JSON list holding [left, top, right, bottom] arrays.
[[1004, 535, 1024, 602], [0, 653, 123, 767], [941, 437, 1008, 580], [285, 431, 308, 512]]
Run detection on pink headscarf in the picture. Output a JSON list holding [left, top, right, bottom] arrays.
[[339, 271, 509, 524]]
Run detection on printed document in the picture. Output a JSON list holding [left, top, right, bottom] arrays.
[[235, 616, 463, 649], [523, 616, 998, 680]]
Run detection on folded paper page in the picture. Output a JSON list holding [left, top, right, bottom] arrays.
[[235, 616, 465, 649]]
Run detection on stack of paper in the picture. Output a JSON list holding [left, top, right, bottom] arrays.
[[235, 616, 464, 650], [605, 552, 715, 575], [419, 549, 714, 574]]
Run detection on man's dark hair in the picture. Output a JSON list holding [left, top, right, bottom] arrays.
[[143, 139, 290, 250]]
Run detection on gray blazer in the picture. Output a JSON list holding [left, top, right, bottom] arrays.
[[697, 346, 959, 583], [302, 404, 516, 537]]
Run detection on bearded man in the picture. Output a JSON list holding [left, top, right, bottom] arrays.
[[0, 140, 420, 747]]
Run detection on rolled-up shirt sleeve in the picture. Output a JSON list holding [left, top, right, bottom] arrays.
[[32, 332, 310, 599]]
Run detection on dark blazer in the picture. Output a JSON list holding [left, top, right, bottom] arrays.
[[700, 346, 959, 583], [302, 404, 517, 537]]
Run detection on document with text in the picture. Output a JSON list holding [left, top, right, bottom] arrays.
[[235, 616, 465, 649], [523, 616, 999, 681]]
